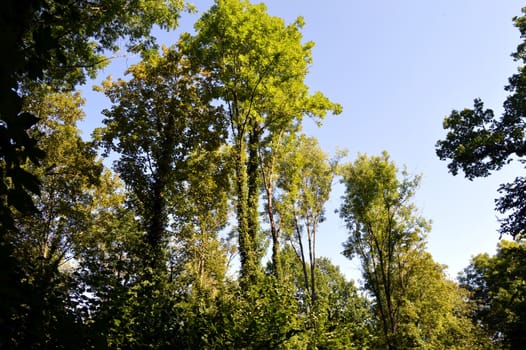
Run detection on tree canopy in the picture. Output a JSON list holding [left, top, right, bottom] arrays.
[[1, 1, 523, 348], [460, 239, 526, 349], [182, 0, 341, 283], [436, 8, 526, 239], [340, 152, 483, 349]]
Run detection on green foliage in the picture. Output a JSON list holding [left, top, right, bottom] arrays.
[[4, 0, 185, 91], [74, 177, 143, 347], [0, 3, 186, 345], [1, 0, 186, 231], [168, 146, 231, 296], [95, 45, 226, 265], [1, 2, 507, 348], [93, 44, 234, 348], [395, 250, 487, 349], [436, 8, 526, 239], [274, 134, 339, 307], [460, 239, 526, 349], [277, 246, 375, 349], [184, 0, 341, 283], [277, 135, 337, 237], [340, 152, 482, 349], [340, 152, 427, 348], [212, 276, 302, 349], [0, 88, 105, 348]]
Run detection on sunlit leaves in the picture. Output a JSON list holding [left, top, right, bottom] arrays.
[[185, 0, 341, 282], [340, 152, 435, 348], [96, 45, 226, 255], [460, 240, 526, 349]]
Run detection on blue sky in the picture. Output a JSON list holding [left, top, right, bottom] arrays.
[[80, 1, 523, 281]]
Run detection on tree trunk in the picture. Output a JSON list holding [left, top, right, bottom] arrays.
[[247, 126, 261, 266], [234, 141, 251, 282], [294, 215, 310, 308]]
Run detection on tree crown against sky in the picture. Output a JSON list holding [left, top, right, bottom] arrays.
[[436, 7, 526, 240], [2, 1, 525, 348]]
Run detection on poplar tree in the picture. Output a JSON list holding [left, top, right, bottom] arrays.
[[340, 152, 480, 349]]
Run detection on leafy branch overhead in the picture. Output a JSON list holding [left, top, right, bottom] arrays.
[[436, 8, 526, 239]]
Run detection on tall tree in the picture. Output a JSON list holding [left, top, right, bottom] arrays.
[[279, 245, 376, 349], [169, 146, 231, 295], [436, 8, 526, 239], [1, 0, 186, 232], [4, 88, 105, 348], [394, 249, 486, 349], [275, 134, 338, 304], [340, 152, 429, 349], [1, 3, 186, 344], [95, 45, 228, 346], [312, 257, 375, 349], [184, 0, 341, 283], [74, 171, 144, 349], [340, 152, 480, 349], [96, 45, 225, 269]]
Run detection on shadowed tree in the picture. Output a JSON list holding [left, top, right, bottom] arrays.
[[94, 45, 228, 347], [436, 8, 526, 239], [1, 2, 185, 345], [96, 45, 225, 270]]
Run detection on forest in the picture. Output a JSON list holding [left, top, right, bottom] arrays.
[[1, 0, 525, 349]]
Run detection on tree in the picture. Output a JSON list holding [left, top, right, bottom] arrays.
[[169, 146, 231, 295], [183, 0, 341, 283], [395, 249, 487, 350], [3, 0, 186, 92], [275, 134, 339, 305], [459, 239, 526, 349], [16, 87, 102, 266], [70, 168, 144, 348], [94, 45, 230, 346], [96, 45, 226, 269], [1, 3, 187, 344], [313, 257, 375, 350], [164, 146, 233, 349], [1, 0, 186, 233], [436, 8, 526, 239], [256, 134, 342, 348], [278, 245, 375, 350], [0, 88, 107, 348], [340, 152, 429, 349], [339, 152, 481, 349]]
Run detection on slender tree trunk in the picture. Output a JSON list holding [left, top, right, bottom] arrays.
[[370, 220, 398, 350], [247, 127, 261, 267], [307, 223, 316, 305], [266, 184, 281, 279], [311, 220, 317, 305], [294, 215, 310, 306], [260, 145, 281, 280], [234, 141, 251, 282]]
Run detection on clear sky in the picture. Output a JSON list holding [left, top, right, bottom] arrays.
[[80, 1, 524, 281]]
